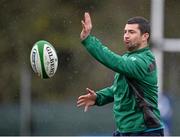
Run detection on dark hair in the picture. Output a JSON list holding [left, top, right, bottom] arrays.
[[127, 16, 150, 41]]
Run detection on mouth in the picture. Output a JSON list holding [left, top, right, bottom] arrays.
[[124, 41, 130, 45]]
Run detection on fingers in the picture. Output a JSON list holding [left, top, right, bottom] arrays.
[[77, 101, 85, 108], [78, 94, 87, 101], [77, 95, 87, 108], [77, 97, 89, 112], [80, 12, 92, 40], [77, 96, 85, 105], [83, 12, 92, 30], [85, 12, 92, 25], [85, 12, 92, 30], [77, 87, 95, 112]]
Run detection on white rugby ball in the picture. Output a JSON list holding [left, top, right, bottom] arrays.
[[30, 40, 58, 79]]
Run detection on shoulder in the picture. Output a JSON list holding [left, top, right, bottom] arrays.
[[127, 50, 155, 71], [134, 49, 155, 63]]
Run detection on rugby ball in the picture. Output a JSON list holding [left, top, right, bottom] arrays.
[[30, 40, 58, 79]]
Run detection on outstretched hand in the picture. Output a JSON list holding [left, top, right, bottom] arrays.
[[77, 88, 97, 112], [80, 12, 92, 40]]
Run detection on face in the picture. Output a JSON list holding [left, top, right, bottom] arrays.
[[123, 24, 148, 51]]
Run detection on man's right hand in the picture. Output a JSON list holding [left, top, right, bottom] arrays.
[[77, 88, 97, 112], [80, 12, 92, 41]]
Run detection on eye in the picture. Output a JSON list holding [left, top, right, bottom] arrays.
[[129, 30, 135, 34]]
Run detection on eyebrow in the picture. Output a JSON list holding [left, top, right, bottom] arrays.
[[124, 29, 136, 32]]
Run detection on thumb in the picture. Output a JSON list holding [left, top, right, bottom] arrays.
[[86, 88, 94, 95], [81, 20, 85, 30], [84, 105, 89, 112]]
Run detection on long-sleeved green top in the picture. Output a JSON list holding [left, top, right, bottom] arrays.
[[82, 35, 163, 133]]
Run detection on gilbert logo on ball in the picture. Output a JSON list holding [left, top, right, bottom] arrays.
[[30, 40, 58, 79]]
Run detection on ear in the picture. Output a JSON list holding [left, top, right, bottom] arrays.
[[142, 33, 149, 41]]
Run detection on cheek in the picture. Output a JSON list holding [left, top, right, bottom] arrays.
[[131, 36, 139, 43], [133, 36, 142, 42]]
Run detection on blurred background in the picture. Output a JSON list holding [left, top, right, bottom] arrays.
[[0, 0, 179, 135]]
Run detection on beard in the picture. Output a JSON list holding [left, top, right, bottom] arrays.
[[125, 42, 140, 51]]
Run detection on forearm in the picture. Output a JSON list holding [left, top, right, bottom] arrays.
[[82, 35, 124, 73], [95, 86, 114, 106], [82, 35, 146, 79]]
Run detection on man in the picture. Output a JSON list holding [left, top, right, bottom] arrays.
[[77, 12, 164, 136]]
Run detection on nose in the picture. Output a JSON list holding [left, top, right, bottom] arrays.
[[124, 32, 129, 40]]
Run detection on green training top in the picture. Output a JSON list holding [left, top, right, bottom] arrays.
[[81, 35, 163, 133]]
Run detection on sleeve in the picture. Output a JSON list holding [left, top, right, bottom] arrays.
[[82, 35, 147, 79], [95, 85, 115, 106], [95, 73, 119, 106]]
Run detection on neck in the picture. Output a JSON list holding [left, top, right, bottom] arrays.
[[138, 42, 148, 50]]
